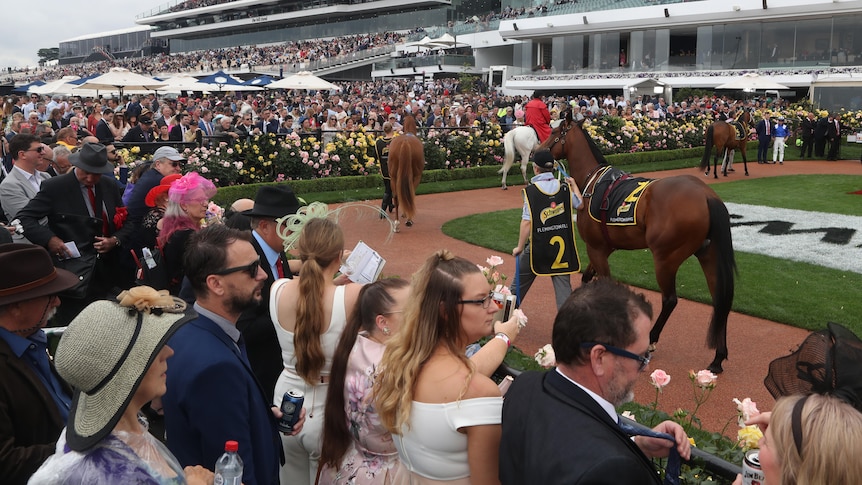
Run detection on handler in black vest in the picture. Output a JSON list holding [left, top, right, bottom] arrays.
[[511, 149, 583, 309]]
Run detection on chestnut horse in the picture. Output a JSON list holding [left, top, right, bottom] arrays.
[[701, 110, 751, 178], [541, 113, 736, 373], [388, 115, 424, 230]]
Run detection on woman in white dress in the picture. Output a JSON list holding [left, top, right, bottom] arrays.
[[270, 217, 363, 485], [375, 250, 506, 485]]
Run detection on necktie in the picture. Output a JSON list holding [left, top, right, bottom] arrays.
[[275, 257, 285, 279], [143, 130, 149, 142], [618, 415, 681, 485], [87, 186, 109, 236], [766, 121, 770, 135]]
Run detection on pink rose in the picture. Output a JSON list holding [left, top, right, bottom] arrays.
[[486, 255, 504, 267], [692, 369, 718, 389], [733, 397, 760, 426], [512, 308, 528, 328], [649, 369, 671, 390]]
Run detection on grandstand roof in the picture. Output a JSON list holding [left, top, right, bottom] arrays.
[[60, 25, 152, 44]]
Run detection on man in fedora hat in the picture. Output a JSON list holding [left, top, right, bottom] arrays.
[[0, 243, 78, 484], [17, 142, 134, 325], [237, 185, 302, 403]]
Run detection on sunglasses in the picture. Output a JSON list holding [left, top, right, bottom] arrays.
[[212, 257, 261, 278], [580, 342, 652, 372], [458, 291, 495, 309], [24, 146, 44, 154]]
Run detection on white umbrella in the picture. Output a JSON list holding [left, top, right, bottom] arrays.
[[30, 76, 80, 95], [715, 73, 789, 91], [426, 33, 469, 49], [268, 71, 341, 91], [77, 67, 166, 98]]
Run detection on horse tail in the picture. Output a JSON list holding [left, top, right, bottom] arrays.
[[500, 128, 516, 174], [700, 124, 715, 171], [391, 138, 419, 219], [706, 197, 736, 350]]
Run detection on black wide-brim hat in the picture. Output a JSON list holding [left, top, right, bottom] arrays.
[[243, 185, 301, 219], [69, 142, 114, 175]]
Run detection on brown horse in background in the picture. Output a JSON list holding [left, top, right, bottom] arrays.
[[701, 110, 751, 178], [541, 112, 736, 373], [388, 115, 424, 230]]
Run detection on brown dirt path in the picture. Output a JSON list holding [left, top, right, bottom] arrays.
[[335, 158, 862, 434]]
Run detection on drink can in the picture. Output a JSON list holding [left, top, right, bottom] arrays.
[[742, 449, 764, 485], [277, 389, 304, 433]]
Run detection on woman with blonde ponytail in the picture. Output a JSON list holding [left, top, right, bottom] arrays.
[[270, 217, 363, 484]]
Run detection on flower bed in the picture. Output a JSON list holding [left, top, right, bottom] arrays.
[[119, 103, 862, 188]]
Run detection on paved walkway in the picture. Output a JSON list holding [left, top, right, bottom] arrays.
[[336, 158, 862, 434]]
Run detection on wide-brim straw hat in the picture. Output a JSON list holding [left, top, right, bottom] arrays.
[[54, 296, 193, 451]]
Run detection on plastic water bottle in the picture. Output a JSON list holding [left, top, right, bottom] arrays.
[[214, 440, 243, 485]]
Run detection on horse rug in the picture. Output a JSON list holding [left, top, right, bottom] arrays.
[[587, 166, 654, 226]]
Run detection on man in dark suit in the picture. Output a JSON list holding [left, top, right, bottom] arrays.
[[500, 279, 690, 484], [17, 143, 134, 325], [755, 111, 773, 164], [255, 109, 280, 136], [169, 112, 192, 141], [826, 112, 842, 161], [121, 111, 155, 143], [814, 113, 829, 157], [163, 225, 303, 485], [238, 185, 301, 404], [799, 111, 817, 159], [0, 244, 78, 485], [94, 108, 115, 144]]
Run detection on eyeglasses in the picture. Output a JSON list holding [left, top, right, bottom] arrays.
[[458, 291, 495, 309], [581, 342, 651, 372], [212, 257, 261, 278], [24, 146, 44, 153]]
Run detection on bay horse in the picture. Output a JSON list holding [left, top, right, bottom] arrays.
[[541, 112, 736, 373], [500, 126, 539, 189], [701, 110, 751, 178], [388, 115, 424, 231]]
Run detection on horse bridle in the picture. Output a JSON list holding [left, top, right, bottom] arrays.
[[544, 112, 603, 192]]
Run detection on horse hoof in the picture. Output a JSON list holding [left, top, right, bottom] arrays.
[[707, 363, 724, 374], [745, 172, 750, 176], [406, 220, 413, 227], [394, 221, 400, 233], [723, 172, 728, 177], [648, 343, 657, 353], [502, 186, 508, 190], [704, 171, 710, 177]]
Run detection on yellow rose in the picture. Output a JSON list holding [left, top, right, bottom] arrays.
[[737, 425, 762, 451]]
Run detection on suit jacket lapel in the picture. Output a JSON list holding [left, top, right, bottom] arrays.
[[544, 370, 660, 480], [0, 339, 65, 430], [192, 314, 269, 399]]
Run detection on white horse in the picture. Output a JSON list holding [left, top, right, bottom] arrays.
[[499, 126, 539, 190]]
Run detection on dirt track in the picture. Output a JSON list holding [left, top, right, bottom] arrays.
[[335, 158, 862, 434]]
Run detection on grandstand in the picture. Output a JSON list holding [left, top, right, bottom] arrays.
[[59, 26, 167, 65], [20, 0, 862, 105]]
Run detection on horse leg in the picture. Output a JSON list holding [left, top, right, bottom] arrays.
[[501, 170, 508, 190], [695, 247, 729, 374], [741, 145, 750, 176], [647, 255, 683, 355], [721, 148, 729, 177]]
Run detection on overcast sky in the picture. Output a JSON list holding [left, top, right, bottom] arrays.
[[3, 0, 162, 69]]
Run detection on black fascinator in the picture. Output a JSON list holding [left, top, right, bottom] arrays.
[[764, 322, 862, 412]]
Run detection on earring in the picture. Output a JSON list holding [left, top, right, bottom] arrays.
[[382, 326, 391, 336]]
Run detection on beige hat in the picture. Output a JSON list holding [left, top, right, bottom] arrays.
[[55, 295, 192, 451]]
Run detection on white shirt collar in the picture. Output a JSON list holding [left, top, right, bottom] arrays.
[[555, 367, 619, 423]]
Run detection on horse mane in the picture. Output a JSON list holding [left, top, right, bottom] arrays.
[[577, 120, 609, 166], [402, 114, 417, 135]]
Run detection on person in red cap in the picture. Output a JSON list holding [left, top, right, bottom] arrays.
[[0, 243, 79, 484]]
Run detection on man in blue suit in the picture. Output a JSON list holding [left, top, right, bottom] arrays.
[[162, 225, 303, 485]]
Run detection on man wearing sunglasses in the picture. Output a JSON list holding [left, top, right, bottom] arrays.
[[0, 135, 51, 243], [163, 224, 304, 485], [500, 279, 691, 484]]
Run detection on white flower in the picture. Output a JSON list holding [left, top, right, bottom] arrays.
[[535, 344, 556, 368]]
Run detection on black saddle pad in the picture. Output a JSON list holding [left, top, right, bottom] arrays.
[[587, 166, 653, 226]]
